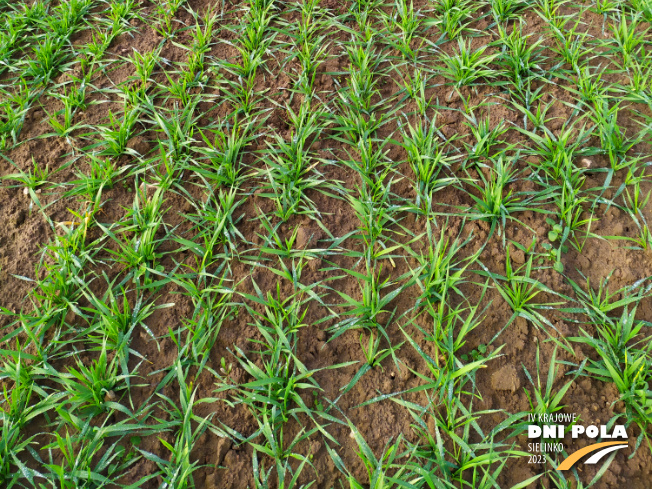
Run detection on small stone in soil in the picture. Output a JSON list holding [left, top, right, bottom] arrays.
[[215, 437, 232, 467], [491, 365, 521, 392]]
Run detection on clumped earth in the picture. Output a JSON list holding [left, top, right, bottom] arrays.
[[1, 0, 652, 487]]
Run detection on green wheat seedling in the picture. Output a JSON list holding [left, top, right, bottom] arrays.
[[549, 18, 595, 74], [509, 83, 553, 133], [418, 449, 537, 489], [21, 0, 94, 86], [489, 0, 526, 23], [193, 118, 258, 187], [552, 176, 596, 253], [462, 113, 509, 164], [277, 0, 329, 97], [438, 38, 499, 89], [326, 260, 409, 370], [612, 183, 652, 250], [624, 220, 652, 252], [426, 0, 476, 41], [331, 35, 392, 149], [356, 139, 398, 179], [47, 0, 95, 38], [399, 116, 457, 212], [259, 102, 333, 220], [160, 12, 217, 104], [148, 362, 214, 489], [170, 274, 233, 365], [460, 154, 542, 239], [562, 65, 606, 113], [621, 57, 652, 98], [521, 121, 592, 182], [0, 83, 33, 150], [6, 310, 67, 376], [591, 0, 623, 17], [496, 23, 546, 92], [175, 188, 245, 264], [127, 47, 162, 99], [217, 283, 344, 485], [347, 0, 384, 38], [75, 0, 140, 78], [216, 0, 276, 114], [29, 212, 99, 325], [147, 99, 201, 166], [477, 247, 568, 344], [620, 166, 652, 217], [78, 282, 163, 357], [332, 107, 386, 149], [152, 0, 187, 39], [63, 153, 124, 202], [0, 2, 47, 75], [527, 130, 593, 228], [161, 69, 196, 107], [237, 0, 277, 55], [591, 98, 640, 172], [521, 123, 599, 246], [44, 80, 89, 139], [394, 67, 431, 117], [348, 177, 405, 259], [245, 444, 297, 489], [575, 303, 650, 368], [218, 66, 266, 116], [547, 468, 615, 489], [492, 249, 550, 314], [326, 427, 418, 489], [628, 0, 652, 19], [3, 156, 49, 192], [107, 0, 140, 36], [99, 182, 170, 284], [78, 28, 114, 78], [388, 323, 516, 487], [380, 0, 423, 62], [329, 261, 404, 336], [564, 271, 652, 323], [606, 13, 647, 69], [520, 346, 582, 436], [0, 372, 61, 486], [249, 442, 315, 489], [56, 342, 133, 417], [568, 296, 652, 448], [325, 172, 411, 367], [255, 214, 329, 261], [40, 422, 140, 489], [178, 8, 218, 85], [216, 0, 274, 116], [411, 289, 490, 370], [337, 41, 386, 116], [408, 220, 478, 308], [388, 394, 525, 487], [91, 106, 141, 158], [220, 36, 265, 81], [584, 345, 652, 447], [74, 285, 172, 414]]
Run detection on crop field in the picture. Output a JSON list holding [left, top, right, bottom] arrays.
[[1, 0, 652, 486]]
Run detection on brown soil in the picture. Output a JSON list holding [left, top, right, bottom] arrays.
[[1, 0, 652, 487]]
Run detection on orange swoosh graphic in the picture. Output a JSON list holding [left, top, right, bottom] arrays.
[[557, 442, 627, 470]]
